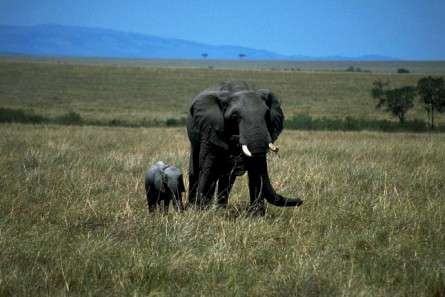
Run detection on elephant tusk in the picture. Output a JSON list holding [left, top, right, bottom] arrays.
[[242, 145, 252, 157], [269, 143, 279, 153]]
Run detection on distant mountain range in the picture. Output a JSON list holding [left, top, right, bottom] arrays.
[[0, 24, 396, 61]]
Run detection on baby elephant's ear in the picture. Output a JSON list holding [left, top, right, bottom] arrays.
[[256, 89, 285, 142]]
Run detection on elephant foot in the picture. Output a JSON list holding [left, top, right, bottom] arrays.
[[216, 197, 228, 209], [216, 203, 227, 209]]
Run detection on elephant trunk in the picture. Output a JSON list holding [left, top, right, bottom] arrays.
[[247, 156, 303, 207]]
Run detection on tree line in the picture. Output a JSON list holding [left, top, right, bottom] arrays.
[[371, 76, 445, 129]]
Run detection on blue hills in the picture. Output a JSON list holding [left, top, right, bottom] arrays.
[[0, 24, 395, 61]]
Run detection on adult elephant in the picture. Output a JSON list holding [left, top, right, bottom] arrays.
[[186, 80, 303, 215]]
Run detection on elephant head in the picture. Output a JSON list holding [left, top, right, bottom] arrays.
[[187, 81, 302, 211], [225, 88, 283, 156], [190, 81, 283, 155]]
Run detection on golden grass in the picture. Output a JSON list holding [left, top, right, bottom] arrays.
[[1, 124, 444, 296]]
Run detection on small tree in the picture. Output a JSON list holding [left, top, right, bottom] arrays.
[[397, 68, 410, 74], [371, 80, 416, 124], [417, 76, 445, 129], [371, 80, 390, 101], [384, 87, 416, 123]]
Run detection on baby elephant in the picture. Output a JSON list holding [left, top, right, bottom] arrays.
[[144, 161, 185, 214]]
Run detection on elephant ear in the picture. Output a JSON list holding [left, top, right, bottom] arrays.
[[189, 91, 230, 149], [256, 89, 285, 142]]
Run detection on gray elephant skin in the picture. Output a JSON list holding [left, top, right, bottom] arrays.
[[187, 80, 303, 215], [144, 161, 185, 213]]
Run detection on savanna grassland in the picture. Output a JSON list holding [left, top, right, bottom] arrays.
[[1, 58, 445, 125], [1, 58, 445, 296]]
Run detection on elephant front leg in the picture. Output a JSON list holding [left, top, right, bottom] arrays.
[[197, 167, 218, 208], [196, 145, 219, 208], [216, 171, 236, 208], [146, 186, 160, 214]]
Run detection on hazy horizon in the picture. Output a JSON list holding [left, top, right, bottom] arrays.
[[1, 0, 444, 60]]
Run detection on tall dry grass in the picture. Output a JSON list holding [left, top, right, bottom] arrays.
[[1, 124, 444, 296]]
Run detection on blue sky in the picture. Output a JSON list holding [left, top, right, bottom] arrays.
[[1, 0, 444, 59]]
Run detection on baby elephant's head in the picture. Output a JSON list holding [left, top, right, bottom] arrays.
[[145, 161, 185, 214], [163, 166, 185, 197]]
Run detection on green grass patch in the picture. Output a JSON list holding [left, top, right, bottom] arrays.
[[0, 107, 45, 124], [285, 113, 444, 132], [2, 107, 443, 133], [0, 108, 189, 128], [1, 59, 444, 127]]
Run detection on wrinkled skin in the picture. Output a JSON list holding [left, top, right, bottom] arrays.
[[144, 161, 185, 214], [187, 81, 303, 215]]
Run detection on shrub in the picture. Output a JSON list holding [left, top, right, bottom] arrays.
[[417, 76, 445, 129], [397, 68, 410, 74], [109, 119, 125, 126], [344, 116, 361, 130], [0, 107, 45, 124], [53, 111, 82, 125], [285, 113, 313, 130], [371, 80, 416, 123], [165, 117, 187, 127], [345, 66, 370, 73], [285, 113, 436, 132]]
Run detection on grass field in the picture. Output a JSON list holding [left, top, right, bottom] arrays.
[[1, 124, 444, 296], [1, 58, 445, 296], [4, 56, 445, 73], [1, 58, 444, 127]]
